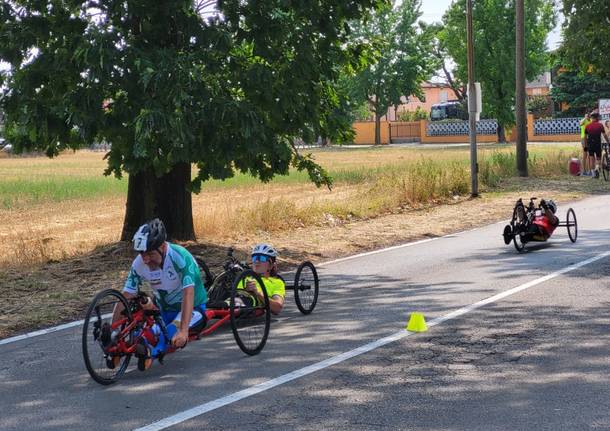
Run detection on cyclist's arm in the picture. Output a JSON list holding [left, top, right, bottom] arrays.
[[113, 267, 140, 322], [248, 288, 284, 315], [179, 286, 194, 335], [269, 295, 284, 315], [176, 255, 199, 336], [171, 285, 194, 347]]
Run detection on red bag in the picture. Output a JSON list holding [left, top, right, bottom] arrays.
[[568, 158, 581, 176]]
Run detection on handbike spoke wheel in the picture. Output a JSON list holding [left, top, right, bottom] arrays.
[[566, 208, 578, 243], [603, 153, 609, 182], [511, 206, 526, 253], [206, 272, 232, 304], [293, 261, 319, 315], [82, 289, 133, 385], [230, 270, 270, 356], [513, 232, 526, 253]]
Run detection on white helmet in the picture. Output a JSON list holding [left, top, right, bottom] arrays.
[[252, 243, 278, 259]]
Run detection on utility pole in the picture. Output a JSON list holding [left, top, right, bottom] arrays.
[[466, 0, 478, 197], [515, 0, 528, 176]]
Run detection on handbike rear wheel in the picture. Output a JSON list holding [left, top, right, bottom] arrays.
[[293, 261, 319, 315], [82, 289, 133, 385], [230, 270, 270, 356], [566, 208, 578, 243], [603, 153, 609, 181]]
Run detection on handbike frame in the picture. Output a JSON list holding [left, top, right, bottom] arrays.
[[504, 197, 577, 251]]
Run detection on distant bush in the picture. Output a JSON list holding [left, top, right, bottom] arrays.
[[397, 107, 429, 122]]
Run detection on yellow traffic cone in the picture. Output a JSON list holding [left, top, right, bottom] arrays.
[[406, 312, 428, 332]]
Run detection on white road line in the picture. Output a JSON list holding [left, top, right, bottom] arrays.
[[0, 313, 112, 347], [316, 237, 441, 267], [317, 224, 504, 267], [134, 250, 610, 431], [0, 320, 84, 346], [0, 223, 501, 346]]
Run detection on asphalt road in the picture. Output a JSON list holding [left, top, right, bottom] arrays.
[[2, 194, 610, 431]]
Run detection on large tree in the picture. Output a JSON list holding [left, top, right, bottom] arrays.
[[560, 0, 610, 76], [430, 23, 465, 103], [550, 68, 610, 116], [346, 0, 435, 145], [442, 0, 555, 142], [0, 0, 385, 240]]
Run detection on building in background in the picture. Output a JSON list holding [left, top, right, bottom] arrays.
[[369, 73, 553, 121]]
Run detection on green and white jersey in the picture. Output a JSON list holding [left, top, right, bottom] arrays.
[[123, 243, 206, 312]]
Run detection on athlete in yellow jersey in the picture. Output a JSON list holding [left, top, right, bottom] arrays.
[[580, 112, 593, 175], [241, 243, 285, 315]]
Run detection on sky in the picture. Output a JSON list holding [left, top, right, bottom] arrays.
[[420, 0, 563, 50]]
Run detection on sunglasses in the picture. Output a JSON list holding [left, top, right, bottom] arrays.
[[252, 254, 270, 263]]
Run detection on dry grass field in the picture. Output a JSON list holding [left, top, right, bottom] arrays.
[[0, 144, 583, 269], [1, 143, 608, 337]]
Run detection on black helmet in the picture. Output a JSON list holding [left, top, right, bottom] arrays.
[[547, 200, 557, 214], [133, 218, 167, 252]]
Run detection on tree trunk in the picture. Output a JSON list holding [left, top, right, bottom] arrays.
[[497, 124, 507, 143], [121, 162, 196, 241], [121, 167, 157, 241], [515, 0, 528, 176], [156, 162, 195, 240], [374, 112, 381, 146]]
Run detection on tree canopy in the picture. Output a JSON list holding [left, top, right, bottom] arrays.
[[0, 0, 387, 239], [551, 68, 610, 116], [442, 0, 555, 141], [345, 0, 435, 145], [560, 0, 610, 77]]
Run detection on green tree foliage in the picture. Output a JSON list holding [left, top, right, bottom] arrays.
[[526, 95, 552, 118], [397, 106, 428, 121], [429, 23, 465, 102], [0, 0, 386, 239], [560, 0, 610, 76], [442, 0, 555, 142], [346, 0, 435, 145], [550, 69, 610, 116]]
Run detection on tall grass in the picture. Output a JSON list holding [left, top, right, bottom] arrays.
[[3, 145, 585, 268], [196, 148, 580, 235], [0, 146, 579, 210]]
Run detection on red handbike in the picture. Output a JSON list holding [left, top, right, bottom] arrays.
[[502, 197, 578, 252], [82, 249, 319, 385]]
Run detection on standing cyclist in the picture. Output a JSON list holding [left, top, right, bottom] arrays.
[[585, 113, 609, 179]]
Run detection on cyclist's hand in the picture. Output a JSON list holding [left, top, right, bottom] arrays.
[[140, 296, 157, 311], [172, 330, 188, 348], [245, 280, 257, 294]]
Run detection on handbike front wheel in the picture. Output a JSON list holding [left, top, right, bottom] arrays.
[[511, 206, 526, 253], [293, 261, 319, 315], [566, 208, 578, 243], [513, 232, 526, 253], [230, 270, 270, 356], [82, 289, 133, 385]]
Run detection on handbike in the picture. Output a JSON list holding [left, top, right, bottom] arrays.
[[502, 197, 577, 253], [82, 248, 320, 385], [82, 265, 270, 385], [197, 248, 320, 316]]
